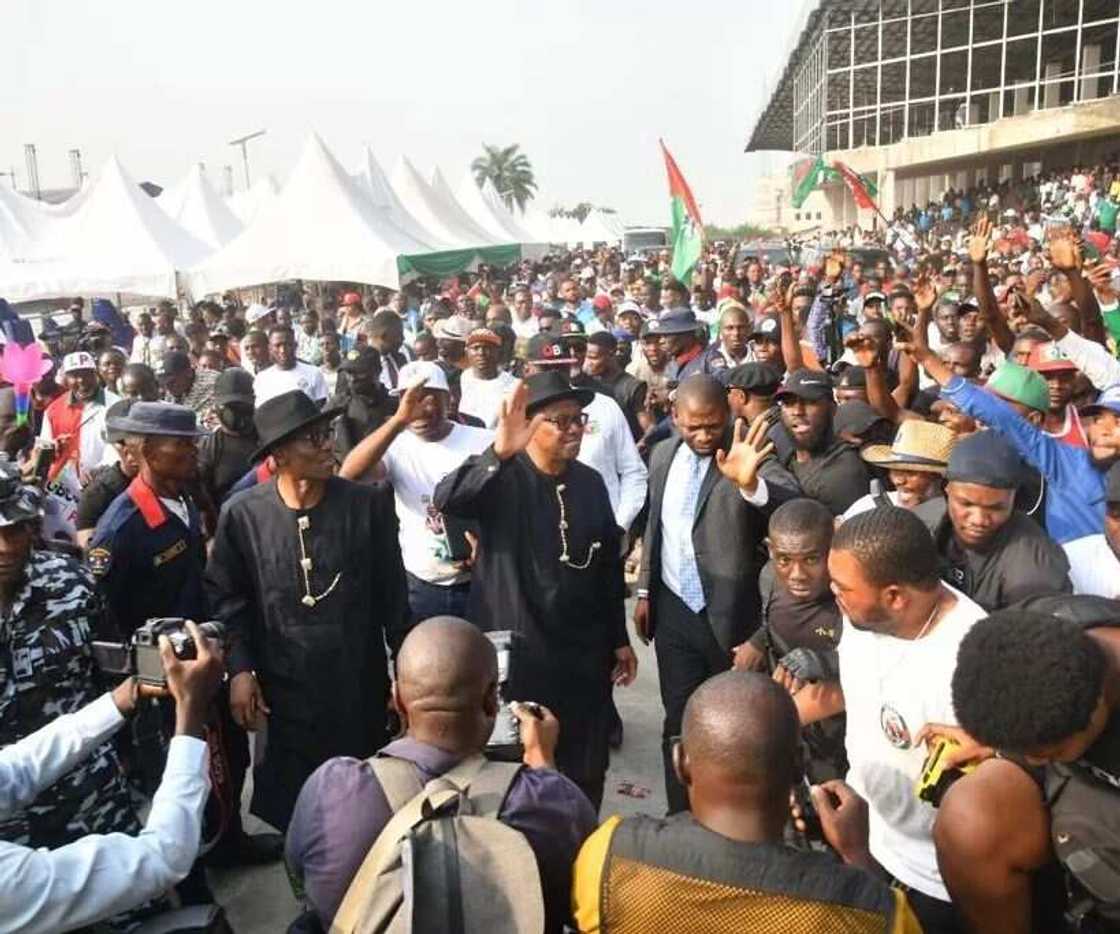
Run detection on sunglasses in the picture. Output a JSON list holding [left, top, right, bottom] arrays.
[[542, 412, 589, 433], [293, 422, 334, 447]]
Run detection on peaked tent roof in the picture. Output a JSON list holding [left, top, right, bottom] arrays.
[[429, 168, 509, 247], [0, 185, 51, 259], [160, 165, 243, 250], [352, 148, 445, 251], [390, 157, 501, 249], [226, 175, 280, 225], [454, 171, 540, 244], [0, 155, 211, 301], [577, 211, 623, 245], [189, 134, 432, 295]]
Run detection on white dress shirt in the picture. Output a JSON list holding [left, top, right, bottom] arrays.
[[577, 392, 648, 531], [0, 693, 210, 934], [658, 442, 768, 606]]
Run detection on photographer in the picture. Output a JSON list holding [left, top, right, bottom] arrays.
[[0, 621, 223, 934]]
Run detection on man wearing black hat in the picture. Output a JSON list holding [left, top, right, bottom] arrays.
[[911, 431, 1071, 611], [206, 390, 408, 831], [159, 350, 220, 432], [648, 308, 708, 383], [328, 346, 394, 461], [434, 373, 637, 808], [197, 367, 259, 506], [721, 362, 784, 424], [772, 368, 870, 516]]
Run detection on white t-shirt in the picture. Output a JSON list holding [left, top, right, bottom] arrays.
[[839, 584, 986, 901], [458, 370, 517, 429], [1064, 534, 1120, 598], [577, 391, 648, 531], [253, 362, 329, 407], [382, 423, 494, 585]]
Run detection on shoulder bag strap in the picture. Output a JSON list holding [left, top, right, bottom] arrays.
[[369, 756, 425, 813]]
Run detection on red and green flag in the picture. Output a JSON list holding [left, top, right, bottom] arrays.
[[660, 140, 704, 283], [833, 161, 878, 211], [791, 154, 827, 208]]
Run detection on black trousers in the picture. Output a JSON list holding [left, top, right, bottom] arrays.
[[653, 585, 731, 814]]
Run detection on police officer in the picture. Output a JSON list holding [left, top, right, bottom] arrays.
[[328, 346, 394, 460], [88, 401, 282, 868]]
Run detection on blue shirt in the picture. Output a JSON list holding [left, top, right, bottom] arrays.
[[940, 376, 1105, 543]]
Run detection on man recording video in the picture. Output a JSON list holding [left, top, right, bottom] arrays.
[[0, 620, 223, 934]]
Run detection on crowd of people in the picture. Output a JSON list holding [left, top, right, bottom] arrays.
[[2, 164, 1120, 933]]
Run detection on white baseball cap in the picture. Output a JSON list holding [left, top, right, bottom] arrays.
[[60, 351, 96, 374], [391, 360, 450, 396], [245, 303, 272, 325]]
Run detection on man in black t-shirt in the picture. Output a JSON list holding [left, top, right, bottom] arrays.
[[196, 367, 259, 506], [584, 331, 647, 441]]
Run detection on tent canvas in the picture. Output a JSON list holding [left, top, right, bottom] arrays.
[[352, 149, 446, 251], [190, 134, 433, 295], [390, 156, 502, 249], [0, 155, 211, 301], [160, 165, 243, 250], [226, 175, 280, 226]]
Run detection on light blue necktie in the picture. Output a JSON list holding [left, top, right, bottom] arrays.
[[677, 451, 706, 614]]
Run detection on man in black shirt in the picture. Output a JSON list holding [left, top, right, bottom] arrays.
[[329, 347, 393, 460], [75, 399, 139, 549], [584, 331, 647, 440], [197, 367, 259, 506], [772, 369, 869, 515]]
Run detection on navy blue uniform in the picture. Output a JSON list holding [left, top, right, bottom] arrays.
[[88, 477, 208, 637]]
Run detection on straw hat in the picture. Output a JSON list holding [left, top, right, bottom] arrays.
[[860, 420, 957, 474]]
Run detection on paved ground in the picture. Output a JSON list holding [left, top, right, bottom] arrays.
[[210, 621, 667, 932]]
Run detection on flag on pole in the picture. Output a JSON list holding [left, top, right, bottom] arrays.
[[833, 162, 879, 211], [791, 154, 827, 208], [659, 140, 704, 284]]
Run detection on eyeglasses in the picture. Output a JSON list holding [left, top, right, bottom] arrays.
[[542, 412, 589, 433], [294, 423, 334, 447]]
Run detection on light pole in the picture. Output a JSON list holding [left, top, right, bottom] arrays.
[[228, 130, 266, 190]]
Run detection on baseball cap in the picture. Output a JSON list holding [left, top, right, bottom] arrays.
[[945, 430, 1024, 490], [245, 303, 272, 325], [338, 346, 381, 375], [985, 361, 1050, 413], [863, 291, 887, 304], [1027, 342, 1078, 375], [647, 307, 700, 335], [341, 292, 362, 307], [591, 294, 612, 311], [391, 360, 450, 396], [750, 315, 782, 341], [60, 351, 96, 375], [775, 368, 834, 403], [465, 328, 501, 347], [1082, 384, 1120, 417], [834, 400, 890, 438], [527, 333, 577, 365], [616, 300, 643, 318], [213, 367, 255, 405]]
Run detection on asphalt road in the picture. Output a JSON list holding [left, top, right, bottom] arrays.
[[210, 620, 668, 932]]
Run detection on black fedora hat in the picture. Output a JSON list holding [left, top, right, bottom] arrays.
[[106, 401, 204, 438], [524, 370, 594, 416], [252, 390, 344, 462]]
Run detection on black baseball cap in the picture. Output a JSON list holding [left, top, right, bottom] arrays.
[[775, 368, 834, 403]]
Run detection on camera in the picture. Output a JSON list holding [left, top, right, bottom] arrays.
[[92, 618, 225, 687], [483, 630, 543, 762]]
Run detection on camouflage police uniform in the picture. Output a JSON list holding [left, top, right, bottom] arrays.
[[0, 550, 141, 862]]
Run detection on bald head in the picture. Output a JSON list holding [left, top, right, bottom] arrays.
[[675, 373, 729, 413], [681, 672, 800, 796], [395, 617, 498, 751]]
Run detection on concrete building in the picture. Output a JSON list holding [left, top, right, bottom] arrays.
[[747, 0, 1120, 227]]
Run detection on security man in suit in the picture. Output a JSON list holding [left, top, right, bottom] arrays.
[[635, 374, 799, 812]]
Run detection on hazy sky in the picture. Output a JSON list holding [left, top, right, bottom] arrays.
[[3, 1, 806, 226]]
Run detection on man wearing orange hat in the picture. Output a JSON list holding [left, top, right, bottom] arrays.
[[458, 327, 517, 428]]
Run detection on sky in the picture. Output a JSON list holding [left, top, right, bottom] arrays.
[[2, 0, 807, 227]]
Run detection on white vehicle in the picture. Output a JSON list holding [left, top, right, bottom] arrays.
[[622, 227, 669, 256]]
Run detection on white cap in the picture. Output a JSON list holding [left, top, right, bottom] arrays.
[[60, 351, 96, 374], [579, 265, 596, 280], [245, 303, 271, 324], [391, 360, 450, 396]]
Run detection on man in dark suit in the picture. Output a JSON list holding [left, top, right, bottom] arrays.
[[635, 374, 799, 812]]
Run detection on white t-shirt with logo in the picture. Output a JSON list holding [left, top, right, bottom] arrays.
[[459, 370, 517, 429], [838, 584, 985, 901], [253, 362, 329, 407], [382, 423, 494, 585]]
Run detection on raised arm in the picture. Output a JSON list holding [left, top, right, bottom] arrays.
[[969, 217, 1014, 354], [339, 379, 428, 482]]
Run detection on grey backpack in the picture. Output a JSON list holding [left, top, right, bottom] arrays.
[[328, 754, 545, 934]]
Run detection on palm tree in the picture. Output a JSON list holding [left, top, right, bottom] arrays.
[[471, 144, 537, 213]]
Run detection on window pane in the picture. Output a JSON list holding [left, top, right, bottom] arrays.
[[828, 28, 852, 68], [973, 3, 1005, 43], [911, 12, 939, 53], [1006, 36, 1039, 85], [970, 44, 1002, 92], [910, 54, 936, 98], [882, 60, 907, 103], [940, 49, 968, 95], [941, 10, 971, 49], [828, 71, 851, 111], [1043, 0, 1078, 29], [1009, 0, 1041, 37]]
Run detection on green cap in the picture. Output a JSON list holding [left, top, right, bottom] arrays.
[[985, 362, 1049, 413]]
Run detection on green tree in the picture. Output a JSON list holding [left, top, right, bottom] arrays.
[[471, 144, 538, 213]]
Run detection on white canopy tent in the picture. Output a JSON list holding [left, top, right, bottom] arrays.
[[352, 148, 446, 251], [390, 157, 502, 249], [160, 165, 243, 250], [0, 155, 211, 301], [576, 211, 623, 245], [189, 134, 432, 296], [226, 175, 280, 226], [454, 171, 541, 245]]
